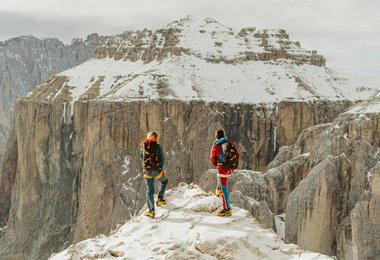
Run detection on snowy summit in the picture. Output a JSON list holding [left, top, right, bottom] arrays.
[[345, 91, 380, 114], [50, 183, 331, 260], [28, 16, 374, 104]]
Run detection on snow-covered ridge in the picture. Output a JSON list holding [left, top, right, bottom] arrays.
[[50, 183, 331, 260], [26, 16, 376, 103], [345, 91, 380, 114]]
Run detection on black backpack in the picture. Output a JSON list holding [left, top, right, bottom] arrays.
[[142, 140, 160, 170], [221, 141, 239, 170]]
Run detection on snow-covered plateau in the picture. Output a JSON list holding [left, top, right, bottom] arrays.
[[29, 16, 376, 104]]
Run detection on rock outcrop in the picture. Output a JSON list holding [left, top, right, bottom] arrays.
[[198, 105, 380, 259], [265, 123, 332, 215], [350, 165, 380, 259], [197, 122, 337, 225], [283, 96, 380, 259], [199, 169, 274, 229]]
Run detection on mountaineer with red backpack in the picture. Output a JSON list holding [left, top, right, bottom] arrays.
[[140, 131, 168, 218], [210, 129, 240, 217]]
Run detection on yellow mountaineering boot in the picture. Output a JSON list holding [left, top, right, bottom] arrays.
[[216, 208, 232, 217], [144, 211, 155, 218], [156, 198, 167, 206], [215, 187, 222, 197]]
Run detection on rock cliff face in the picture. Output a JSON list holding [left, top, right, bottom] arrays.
[[0, 33, 113, 151], [0, 16, 373, 260], [0, 99, 353, 259], [265, 95, 380, 259], [198, 96, 380, 259], [199, 169, 274, 230]]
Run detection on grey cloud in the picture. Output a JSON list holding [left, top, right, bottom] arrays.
[[0, 12, 132, 43], [0, 12, 79, 42], [0, 0, 378, 87]]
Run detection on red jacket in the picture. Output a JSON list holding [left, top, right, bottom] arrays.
[[210, 138, 239, 176]]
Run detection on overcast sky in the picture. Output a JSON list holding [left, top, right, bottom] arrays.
[[0, 0, 379, 88]]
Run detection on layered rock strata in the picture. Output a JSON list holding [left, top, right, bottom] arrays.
[[94, 24, 326, 66]]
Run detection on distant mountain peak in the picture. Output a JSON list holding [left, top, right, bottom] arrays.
[[0, 32, 112, 149], [26, 16, 376, 103], [166, 15, 232, 30], [93, 16, 325, 67]]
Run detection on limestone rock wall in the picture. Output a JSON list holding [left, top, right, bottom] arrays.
[[0, 34, 111, 151], [209, 112, 380, 259], [198, 122, 334, 230], [285, 112, 380, 259], [276, 101, 352, 146], [0, 99, 273, 259], [350, 165, 380, 259], [266, 153, 309, 215], [0, 130, 17, 227], [265, 123, 332, 215]]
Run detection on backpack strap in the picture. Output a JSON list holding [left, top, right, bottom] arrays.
[[140, 137, 157, 146], [218, 142, 228, 163]]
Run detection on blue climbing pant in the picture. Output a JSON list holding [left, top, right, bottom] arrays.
[[217, 174, 230, 209], [144, 170, 168, 212]]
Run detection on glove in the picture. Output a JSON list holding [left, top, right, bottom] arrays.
[[215, 187, 222, 197]]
